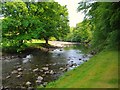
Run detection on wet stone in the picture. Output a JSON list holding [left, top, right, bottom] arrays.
[[11, 70, 18, 74], [6, 76, 10, 79], [42, 67, 49, 71], [16, 75, 22, 78], [26, 81, 31, 86], [33, 68, 39, 72], [17, 68, 23, 71]]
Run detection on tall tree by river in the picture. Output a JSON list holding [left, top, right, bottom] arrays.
[[2, 0, 69, 52]]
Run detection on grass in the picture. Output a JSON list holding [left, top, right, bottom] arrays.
[[38, 49, 118, 88]]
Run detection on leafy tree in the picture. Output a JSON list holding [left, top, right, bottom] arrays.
[[77, 1, 120, 50], [2, 1, 43, 52], [30, 2, 69, 44], [65, 19, 92, 43], [2, 1, 69, 52]]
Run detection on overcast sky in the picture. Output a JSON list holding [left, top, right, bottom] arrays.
[[55, 0, 85, 27]]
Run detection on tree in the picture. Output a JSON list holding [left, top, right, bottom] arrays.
[[2, 1, 43, 52], [31, 2, 69, 44], [77, 1, 120, 50], [65, 19, 92, 43], [2, 1, 70, 52]]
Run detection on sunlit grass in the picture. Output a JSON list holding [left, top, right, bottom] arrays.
[[26, 39, 45, 44]]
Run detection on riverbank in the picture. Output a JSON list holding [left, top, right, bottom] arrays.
[[2, 40, 81, 60], [38, 49, 118, 88]]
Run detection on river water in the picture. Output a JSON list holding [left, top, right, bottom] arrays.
[[2, 44, 92, 89]]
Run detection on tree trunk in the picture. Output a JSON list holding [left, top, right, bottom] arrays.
[[45, 38, 48, 45]]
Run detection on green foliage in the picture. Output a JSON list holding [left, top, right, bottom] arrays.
[[77, 2, 120, 50], [2, 1, 69, 52], [65, 19, 92, 42]]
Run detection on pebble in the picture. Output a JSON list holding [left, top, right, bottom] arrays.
[[11, 70, 18, 74], [42, 67, 49, 71], [17, 68, 23, 71], [37, 76, 43, 81], [59, 67, 64, 70], [44, 71, 49, 74], [26, 81, 31, 86], [28, 87, 34, 90], [43, 82, 48, 86], [16, 75, 21, 78], [40, 69, 43, 72], [6, 76, 10, 79], [33, 68, 39, 72], [18, 72, 22, 75], [36, 80, 41, 85], [49, 70, 54, 74]]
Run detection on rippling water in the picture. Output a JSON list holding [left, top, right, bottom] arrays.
[[2, 45, 92, 88]]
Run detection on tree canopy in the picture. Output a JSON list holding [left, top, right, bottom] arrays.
[[2, 1, 69, 52]]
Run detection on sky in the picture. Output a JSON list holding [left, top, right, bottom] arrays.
[[55, 0, 85, 27]]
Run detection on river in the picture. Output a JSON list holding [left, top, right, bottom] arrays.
[[2, 43, 92, 89]]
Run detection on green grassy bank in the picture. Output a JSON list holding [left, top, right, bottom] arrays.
[[38, 49, 118, 88]]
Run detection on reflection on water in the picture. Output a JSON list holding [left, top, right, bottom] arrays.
[[2, 45, 92, 88]]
